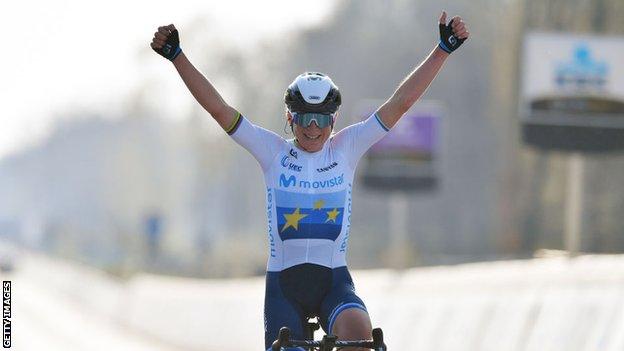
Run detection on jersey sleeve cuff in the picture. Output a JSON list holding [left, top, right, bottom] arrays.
[[374, 112, 390, 132], [225, 112, 243, 135]]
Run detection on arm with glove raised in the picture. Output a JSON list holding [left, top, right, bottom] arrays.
[[376, 11, 469, 129], [151, 24, 239, 132]]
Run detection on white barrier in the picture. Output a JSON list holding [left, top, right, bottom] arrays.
[[357, 257, 624, 351], [15, 253, 624, 350]]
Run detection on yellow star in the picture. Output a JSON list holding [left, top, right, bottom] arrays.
[[313, 199, 326, 210], [282, 208, 308, 231], [325, 208, 340, 223]]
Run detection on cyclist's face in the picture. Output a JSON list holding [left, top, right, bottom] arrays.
[[289, 113, 333, 152]]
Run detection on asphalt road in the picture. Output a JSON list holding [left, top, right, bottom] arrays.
[[2, 260, 177, 351]]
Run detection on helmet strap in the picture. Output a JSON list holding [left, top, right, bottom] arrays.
[[292, 124, 299, 148], [293, 137, 303, 150], [283, 119, 291, 135], [284, 110, 293, 135]]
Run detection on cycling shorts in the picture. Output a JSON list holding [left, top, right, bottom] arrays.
[[263, 263, 367, 350]]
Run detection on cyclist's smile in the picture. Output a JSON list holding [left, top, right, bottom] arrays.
[[290, 115, 333, 152], [303, 131, 321, 139]]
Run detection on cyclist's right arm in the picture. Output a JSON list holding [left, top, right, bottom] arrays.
[[172, 52, 239, 132], [152, 24, 284, 170], [151, 24, 238, 132]]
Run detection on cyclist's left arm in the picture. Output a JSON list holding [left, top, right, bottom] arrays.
[[377, 11, 469, 128]]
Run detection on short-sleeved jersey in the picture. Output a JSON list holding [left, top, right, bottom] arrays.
[[228, 112, 389, 272]]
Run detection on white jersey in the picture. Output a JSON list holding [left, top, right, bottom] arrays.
[[228, 112, 389, 272]]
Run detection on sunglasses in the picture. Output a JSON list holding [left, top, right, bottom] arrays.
[[292, 112, 334, 128]]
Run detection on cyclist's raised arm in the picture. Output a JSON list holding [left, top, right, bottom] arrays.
[[151, 24, 285, 170], [151, 24, 238, 132], [377, 11, 469, 129]]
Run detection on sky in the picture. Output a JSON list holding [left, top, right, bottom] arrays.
[[1, 0, 337, 160]]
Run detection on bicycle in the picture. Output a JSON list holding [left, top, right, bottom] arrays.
[[271, 318, 387, 351]]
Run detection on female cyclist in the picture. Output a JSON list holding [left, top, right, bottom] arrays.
[[151, 11, 468, 350]]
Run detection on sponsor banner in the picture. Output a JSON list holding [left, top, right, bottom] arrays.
[[521, 32, 624, 128], [355, 100, 443, 191]]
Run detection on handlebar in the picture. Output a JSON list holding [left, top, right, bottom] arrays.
[[271, 327, 387, 351]]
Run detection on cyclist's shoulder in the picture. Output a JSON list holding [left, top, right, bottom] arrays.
[[239, 117, 290, 146]]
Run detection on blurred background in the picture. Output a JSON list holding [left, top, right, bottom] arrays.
[[2, 0, 624, 350]]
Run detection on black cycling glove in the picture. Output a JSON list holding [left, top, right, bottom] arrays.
[[154, 29, 182, 61], [438, 19, 465, 54]]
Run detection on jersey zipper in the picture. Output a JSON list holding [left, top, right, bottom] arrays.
[[305, 156, 313, 263]]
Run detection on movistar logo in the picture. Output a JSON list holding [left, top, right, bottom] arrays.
[[266, 187, 276, 257], [280, 174, 297, 188], [279, 173, 344, 189]]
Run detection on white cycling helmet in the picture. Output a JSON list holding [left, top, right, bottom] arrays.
[[284, 72, 341, 114]]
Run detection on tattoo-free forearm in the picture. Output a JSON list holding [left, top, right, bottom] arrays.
[[172, 53, 237, 129], [378, 46, 449, 128]]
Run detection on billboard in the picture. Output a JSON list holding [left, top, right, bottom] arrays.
[[356, 100, 444, 192], [520, 32, 624, 151]]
